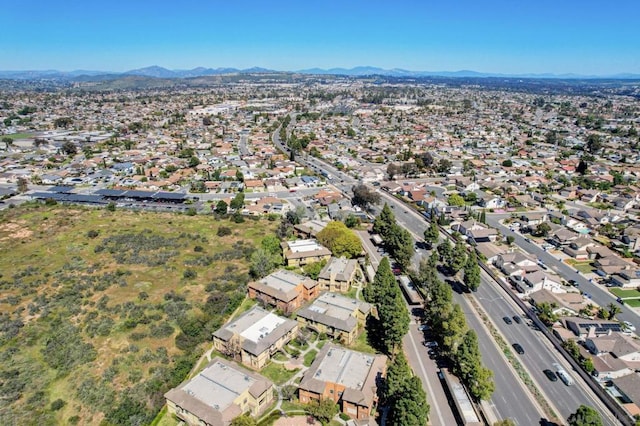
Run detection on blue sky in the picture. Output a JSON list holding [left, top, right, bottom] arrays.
[[2, 0, 639, 75]]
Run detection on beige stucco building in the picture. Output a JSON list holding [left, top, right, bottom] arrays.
[[164, 357, 275, 426], [213, 306, 298, 370]]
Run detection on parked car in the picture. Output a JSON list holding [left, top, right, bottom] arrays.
[[623, 321, 636, 332], [424, 341, 438, 348], [512, 343, 525, 354]]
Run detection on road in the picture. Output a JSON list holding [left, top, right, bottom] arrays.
[[361, 234, 458, 426], [362, 190, 547, 423], [485, 214, 640, 334], [475, 269, 620, 425]]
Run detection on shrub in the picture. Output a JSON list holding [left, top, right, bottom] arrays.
[[86, 229, 100, 239], [51, 399, 66, 411], [217, 226, 232, 237], [183, 269, 197, 280], [194, 245, 204, 252]]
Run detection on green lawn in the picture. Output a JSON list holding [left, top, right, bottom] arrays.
[[623, 299, 640, 308], [261, 362, 300, 385], [303, 349, 318, 367], [347, 329, 376, 354], [4, 132, 33, 140], [610, 288, 640, 298]]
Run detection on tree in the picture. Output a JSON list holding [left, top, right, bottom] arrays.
[[437, 239, 452, 264], [606, 302, 621, 320], [449, 240, 468, 275], [586, 134, 603, 154], [567, 405, 603, 426], [214, 200, 228, 215], [54, 117, 73, 128], [316, 221, 362, 259], [230, 192, 245, 211], [188, 156, 200, 168], [16, 177, 28, 193], [577, 159, 589, 175], [454, 330, 494, 401], [387, 226, 414, 270], [467, 364, 495, 402], [506, 235, 515, 246], [493, 420, 516, 426], [364, 257, 395, 305], [388, 376, 430, 426], [249, 248, 275, 279], [436, 159, 452, 175], [306, 399, 339, 424], [463, 250, 481, 292], [344, 214, 360, 229], [447, 193, 465, 207], [2, 136, 13, 150], [372, 203, 396, 240], [387, 163, 402, 180], [61, 141, 77, 156], [537, 302, 559, 326], [440, 304, 468, 356], [502, 159, 513, 167], [235, 169, 244, 182], [352, 184, 380, 209], [384, 353, 412, 403], [533, 222, 551, 237], [423, 216, 439, 248], [230, 415, 257, 426]]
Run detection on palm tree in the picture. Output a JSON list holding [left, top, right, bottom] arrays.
[[607, 302, 621, 320]]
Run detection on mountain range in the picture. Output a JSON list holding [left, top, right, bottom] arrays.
[[0, 65, 639, 80]]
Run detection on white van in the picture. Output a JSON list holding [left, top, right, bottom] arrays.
[[554, 363, 574, 386]]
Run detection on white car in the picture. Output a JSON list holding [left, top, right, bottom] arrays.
[[623, 321, 636, 332]]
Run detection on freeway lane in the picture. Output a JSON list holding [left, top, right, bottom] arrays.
[[373, 191, 546, 424], [454, 290, 545, 424], [486, 215, 640, 334], [476, 270, 620, 425]]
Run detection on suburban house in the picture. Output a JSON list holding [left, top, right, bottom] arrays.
[[298, 344, 387, 421], [515, 273, 564, 296], [564, 317, 625, 339], [550, 228, 579, 247], [585, 333, 640, 364], [609, 269, 640, 288], [296, 292, 372, 345], [495, 252, 538, 277], [294, 220, 329, 239], [451, 220, 499, 244], [212, 306, 298, 370], [317, 257, 365, 293], [164, 357, 275, 426], [611, 374, 640, 417], [248, 269, 319, 314], [478, 195, 505, 209], [281, 239, 332, 267], [528, 289, 586, 315], [562, 236, 596, 260], [591, 353, 634, 383]]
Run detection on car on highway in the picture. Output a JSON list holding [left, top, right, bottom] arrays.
[[512, 315, 522, 324], [543, 369, 558, 382], [503, 316, 513, 325], [512, 343, 525, 354]]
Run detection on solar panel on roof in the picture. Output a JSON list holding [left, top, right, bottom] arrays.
[[152, 192, 186, 200], [123, 190, 155, 198], [95, 189, 125, 196], [48, 185, 75, 193]]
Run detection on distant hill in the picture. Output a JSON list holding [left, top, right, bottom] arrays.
[[0, 66, 639, 81]]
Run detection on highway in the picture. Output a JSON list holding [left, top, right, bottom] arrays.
[[475, 269, 619, 425]]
